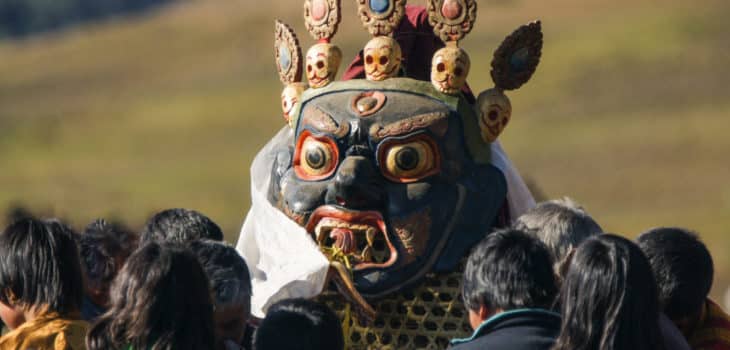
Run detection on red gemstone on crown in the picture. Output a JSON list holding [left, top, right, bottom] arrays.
[[441, 0, 462, 20]]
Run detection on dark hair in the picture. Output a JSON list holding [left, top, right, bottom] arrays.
[[254, 298, 343, 350], [86, 242, 215, 350], [188, 240, 251, 306], [636, 227, 713, 320], [77, 219, 138, 291], [552, 234, 664, 350], [0, 218, 83, 315], [462, 229, 557, 312], [140, 208, 223, 244]]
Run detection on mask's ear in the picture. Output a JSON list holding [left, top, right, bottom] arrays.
[[490, 20, 543, 91]]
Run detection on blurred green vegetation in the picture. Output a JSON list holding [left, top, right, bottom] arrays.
[[0, 0, 728, 294], [0, 0, 174, 38]]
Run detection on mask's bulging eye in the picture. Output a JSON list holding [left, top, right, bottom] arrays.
[[380, 136, 440, 183], [294, 131, 339, 180]]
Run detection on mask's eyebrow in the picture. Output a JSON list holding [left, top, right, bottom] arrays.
[[368, 111, 449, 142], [300, 107, 349, 138]]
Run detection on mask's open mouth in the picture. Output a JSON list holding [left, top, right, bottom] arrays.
[[306, 206, 397, 271]]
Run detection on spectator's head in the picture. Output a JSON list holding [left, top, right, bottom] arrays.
[[140, 208, 223, 244], [514, 198, 603, 273], [637, 227, 713, 333], [254, 298, 343, 350], [77, 219, 138, 311], [0, 218, 83, 329], [189, 240, 252, 350], [86, 242, 215, 350], [553, 234, 663, 350], [462, 229, 557, 330]]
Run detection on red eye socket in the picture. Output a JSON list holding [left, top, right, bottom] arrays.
[[437, 63, 446, 72], [365, 55, 374, 64], [294, 130, 339, 180], [379, 56, 389, 65]]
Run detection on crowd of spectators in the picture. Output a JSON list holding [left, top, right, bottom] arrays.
[[0, 201, 727, 349]]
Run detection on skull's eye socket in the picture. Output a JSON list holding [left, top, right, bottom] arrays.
[[488, 110, 499, 121], [379, 56, 389, 65], [437, 62, 446, 72], [294, 131, 339, 180], [316, 61, 325, 69], [379, 135, 440, 183], [454, 66, 464, 76], [365, 55, 374, 64], [307, 64, 313, 72]]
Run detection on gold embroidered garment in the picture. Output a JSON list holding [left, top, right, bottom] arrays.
[[0, 314, 89, 350]]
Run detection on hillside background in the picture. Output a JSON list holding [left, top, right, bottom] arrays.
[[0, 0, 728, 297]]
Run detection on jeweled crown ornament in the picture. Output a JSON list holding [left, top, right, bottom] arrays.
[[304, 0, 343, 88], [357, 0, 406, 81], [476, 21, 543, 143], [275, 20, 307, 128], [427, 0, 476, 95]]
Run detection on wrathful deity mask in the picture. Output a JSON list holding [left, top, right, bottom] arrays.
[[364, 36, 402, 81], [431, 46, 470, 95], [267, 79, 507, 296], [306, 43, 343, 89], [476, 88, 512, 143]]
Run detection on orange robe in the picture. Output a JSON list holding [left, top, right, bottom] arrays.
[[0, 314, 88, 350], [688, 299, 730, 350]]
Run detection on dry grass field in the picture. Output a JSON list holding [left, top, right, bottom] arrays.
[[0, 0, 728, 295]]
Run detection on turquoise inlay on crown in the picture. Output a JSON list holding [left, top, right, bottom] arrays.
[[369, 0, 389, 14], [510, 47, 529, 72], [279, 45, 291, 71]]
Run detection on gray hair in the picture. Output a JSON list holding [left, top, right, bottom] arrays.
[[188, 240, 252, 307], [514, 197, 603, 270]]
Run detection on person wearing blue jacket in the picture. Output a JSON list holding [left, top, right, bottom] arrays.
[[450, 229, 560, 349]]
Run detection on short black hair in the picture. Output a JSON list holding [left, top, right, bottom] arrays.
[[462, 229, 557, 312], [254, 298, 343, 350], [77, 219, 138, 290], [188, 240, 251, 306], [140, 208, 223, 244], [0, 218, 84, 315], [637, 227, 713, 320]]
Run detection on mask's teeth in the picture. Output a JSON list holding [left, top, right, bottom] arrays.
[[315, 225, 328, 244], [366, 228, 376, 247], [361, 246, 372, 262]]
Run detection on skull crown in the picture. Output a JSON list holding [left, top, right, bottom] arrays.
[[306, 43, 342, 89], [476, 88, 512, 143], [431, 47, 471, 95], [364, 37, 402, 81]]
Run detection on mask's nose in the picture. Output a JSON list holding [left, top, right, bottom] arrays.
[[326, 155, 385, 210]]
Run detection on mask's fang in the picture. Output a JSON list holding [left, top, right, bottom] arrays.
[[328, 261, 376, 323]]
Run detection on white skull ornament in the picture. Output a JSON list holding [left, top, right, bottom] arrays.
[[430, 46, 470, 95], [364, 37, 402, 81], [306, 43, 342, 89], [476, 88, 512, 143], [281, 82, 307, 127]]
